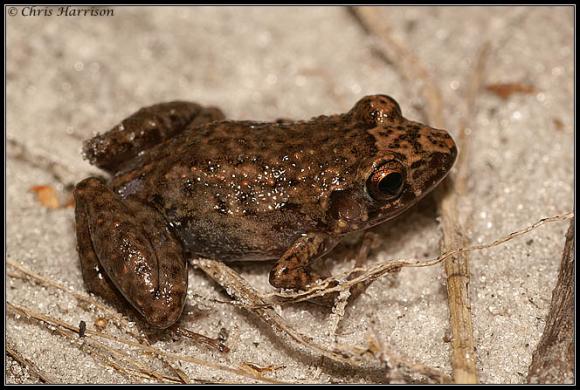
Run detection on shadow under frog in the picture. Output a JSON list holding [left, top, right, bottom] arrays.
[[74, 95, 457, 329]]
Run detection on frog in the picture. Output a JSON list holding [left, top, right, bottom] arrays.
[[74, 95, 457, 329]]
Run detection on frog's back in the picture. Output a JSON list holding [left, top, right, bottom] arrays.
[[111, 115, 376, 260]]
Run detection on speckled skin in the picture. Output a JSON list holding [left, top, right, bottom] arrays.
[[74, 95, 457, 328]]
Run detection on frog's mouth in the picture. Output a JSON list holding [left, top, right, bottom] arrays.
[[365, 195, 420, 230]]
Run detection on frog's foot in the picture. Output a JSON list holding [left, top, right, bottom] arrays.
[[83, 102, 225, 174], [74, 177, 188, 329], [269, 233, 326, 290], [269, 233, 340, 300], [346, 231, 382, 300]]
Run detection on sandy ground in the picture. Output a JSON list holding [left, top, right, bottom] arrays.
[[6, 6, 574, 384]]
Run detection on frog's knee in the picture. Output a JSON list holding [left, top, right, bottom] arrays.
[[269, 264, 319, 291], [269, 265, 291, 289], [139, 289, 187, 329]]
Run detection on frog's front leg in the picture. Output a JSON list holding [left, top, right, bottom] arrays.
[[269, 233, 338, 291], [84, 102, 225, 174], [74, 177, 188, 329]]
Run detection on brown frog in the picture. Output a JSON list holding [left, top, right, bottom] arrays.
[[74, 95, 457, 328]]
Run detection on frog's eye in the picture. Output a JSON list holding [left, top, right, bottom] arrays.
[[350, 95, 403, 126], [366, 160, 406, 201]]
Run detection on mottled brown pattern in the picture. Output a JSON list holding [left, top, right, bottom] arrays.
[[75, 95, 457, 327], [75, 178, 187, 328], [269, 233, 334, 290], [83, 101, 212, 174], [110, 111, 380, 259], [74, 179, 128, 307]]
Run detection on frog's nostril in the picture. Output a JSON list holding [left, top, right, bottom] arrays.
[[437, 131, 458, 165]]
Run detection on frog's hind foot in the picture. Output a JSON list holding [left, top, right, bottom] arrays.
[[83, 102, 225, 174], [74, 177, 189, 329]]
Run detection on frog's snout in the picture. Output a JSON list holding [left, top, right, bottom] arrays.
[[450, 142, 458, 162], [442, 131, 458, 169], [447, 134, 458, 172], [425, 127, 458, 171], [405, 127, 458, 197]]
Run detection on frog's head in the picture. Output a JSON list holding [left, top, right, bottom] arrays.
[[328, 95, 457, 232]]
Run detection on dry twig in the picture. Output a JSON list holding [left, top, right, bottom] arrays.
[[7, 137, 76, 186], [8, 303, 179, 383], [349, 7, 491, 383], [436, 180, 478, 384], [7, 262, 288, 383], [192, 259, 374, 368], [192, 258, 449, 383], [349, 7, 445, 128], [433, 43, 491, 384], [7, 259, 148, 343], [7, 302, 285, 384], [6, 344, 57, 384], [265, 212, 573, 304]]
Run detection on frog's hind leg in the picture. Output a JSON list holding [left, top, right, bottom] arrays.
[[74, 182, 129, 308], [83, 102, 225, 174], [74, 177, 188, 329]]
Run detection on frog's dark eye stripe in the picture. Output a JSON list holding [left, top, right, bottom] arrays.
[[366, 160, 406, 201]]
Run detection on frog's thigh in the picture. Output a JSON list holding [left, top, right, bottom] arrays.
[[269, 233, 334, 291], [74, 177, 188, 329], [84, 101, 226, 174]]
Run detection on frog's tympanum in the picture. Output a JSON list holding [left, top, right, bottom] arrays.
[[75, 95, 457, 328]]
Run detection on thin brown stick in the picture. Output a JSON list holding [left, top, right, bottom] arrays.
[[9, 304, 179, 383], [76, 329, 180, 383], [6, 344, 57, 383], [161, 359, 191, 384], [7, 302, 286, 384], [435, 42, 490, 384], [192, 258, 449, 383], [192, 259, 373, 368], [349, 7, 445, 128], [175, 327, 230, 354], [266, 212, 573, 303], [455, 42, 492, 195], [79, 330, 178, 383], [349, 7, 483, 382], [436, 182, 478, 384], [7, 259, 148, 343], [7, 137, 76, 186]]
